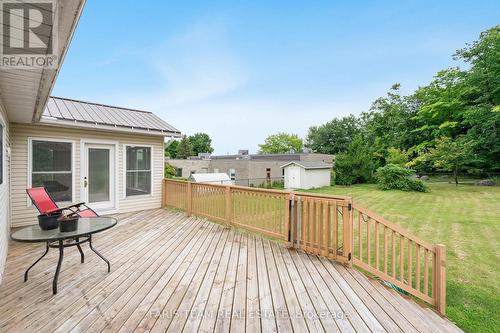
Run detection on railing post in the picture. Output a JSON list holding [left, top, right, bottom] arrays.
[[225, 186, 232, 225], [187, 182, 192, 217], [435, 244, 446, 315], [342, 199, 353, 267], [284, 192, 292, 243]]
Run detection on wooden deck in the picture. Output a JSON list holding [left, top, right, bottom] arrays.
[[0, 209, 462, 332]]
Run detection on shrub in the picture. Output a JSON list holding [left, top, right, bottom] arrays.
[[164, 163, 176, 178], [375, 164, 428, 192]]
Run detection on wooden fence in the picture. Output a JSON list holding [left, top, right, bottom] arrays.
[[163, 178, 446, 314]]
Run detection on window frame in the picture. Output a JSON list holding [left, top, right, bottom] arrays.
[[27, 137, 76, 206], [123, 144, 154, 198]]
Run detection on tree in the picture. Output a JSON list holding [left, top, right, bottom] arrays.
[[164, 163, 176, 178], [176, 136, 194, 159], [333, 135, 376, 185], [386, 147, 408, 166], [188, 133, 214, 155], [258, 132, 303, 154], [429, 136, 474, 185], [165, 140, 179, 158], [306, 115, 360, 154]]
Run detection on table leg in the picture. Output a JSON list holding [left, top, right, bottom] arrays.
[[53, 240, 64, 295], [24, 242, 49, 282], [75, 237, 84, 263], [89, 234, 110, 273]]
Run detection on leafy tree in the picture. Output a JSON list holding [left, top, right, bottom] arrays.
[[429, 136, 474, 185], [165, 140, 179, 158], [334, 135, 376, 185], [188, 133, 214, 155], [386, 147, 408, 166], [176, 136, 194, 159], [362, 84, 419, 163], [258, 132, 303, 154], [306, 115, 360, 154], [164, 163, 176, 178]]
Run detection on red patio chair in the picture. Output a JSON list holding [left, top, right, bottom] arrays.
[[27, 187, 99, 217]]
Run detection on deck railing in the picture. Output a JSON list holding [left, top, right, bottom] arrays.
[[163, 178, 446, 314]]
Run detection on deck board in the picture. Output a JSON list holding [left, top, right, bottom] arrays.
[[0, 209, 462, 332]]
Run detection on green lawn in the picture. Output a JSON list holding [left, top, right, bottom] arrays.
[[305, 182, 499, 333]]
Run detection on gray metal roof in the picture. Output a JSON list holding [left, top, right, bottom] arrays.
[[281, 161, 333, 169], [41, 96, 181, 136]]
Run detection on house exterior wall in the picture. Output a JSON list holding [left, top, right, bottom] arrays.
[[0, 103, 10, 284], [10, 123, 165, 227], [166, 159, 210, 178], [302, 168, 331, 189], [284, 165, 332, 189]]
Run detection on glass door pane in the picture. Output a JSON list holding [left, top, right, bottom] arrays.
[[89, 148, 110, 203]]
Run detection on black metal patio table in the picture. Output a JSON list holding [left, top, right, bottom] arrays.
[[11, 217, 117, 295]]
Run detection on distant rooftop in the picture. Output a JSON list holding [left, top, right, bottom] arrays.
[[281, 161, 333, 169], [210, 152, 328, 161], [40, 96, 181, 137]]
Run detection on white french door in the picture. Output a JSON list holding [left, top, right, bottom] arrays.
[[82, 143, 116, 213]]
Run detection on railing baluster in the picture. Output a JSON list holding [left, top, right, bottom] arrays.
[[424, 249, 429, 295], [416, 244, 421, 292], [358, 212, 362, 261], [325, 202, 330, 258], [392, 231, 396, 278], [400, 236, 404, 282], [408, 239, 413, 288], [333, 203, 338, 259], [367, 216, 371, 266], [384, 226, 388, 274]]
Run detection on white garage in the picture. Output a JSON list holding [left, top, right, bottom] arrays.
[[282, 161, 332, 190]]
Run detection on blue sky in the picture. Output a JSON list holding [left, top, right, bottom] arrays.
[[53, 0, 499, 154]]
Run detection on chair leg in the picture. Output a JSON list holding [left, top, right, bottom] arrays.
[[24, 242, 49, 282]]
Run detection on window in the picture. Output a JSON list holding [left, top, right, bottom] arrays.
[[126, 146, 152, 196], [176, 168, 182, 177], [0, 124, 3, 185], [31, 140, 72, 202], [229, 168, 236, 180], [266, 168, 271, 180]]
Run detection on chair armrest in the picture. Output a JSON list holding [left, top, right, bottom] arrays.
[[58, 202, 87, 211]]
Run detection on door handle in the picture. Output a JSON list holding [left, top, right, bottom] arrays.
[[84, 177, 88, 188]]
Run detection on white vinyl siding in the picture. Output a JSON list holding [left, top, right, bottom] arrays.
[[0, 104, 10, 284], [10, 123, 165, 227]]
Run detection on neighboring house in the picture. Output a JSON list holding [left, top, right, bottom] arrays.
[[282, 161, 333, 189], [167, 151, 334, 186], [189, 173, 234, 185]]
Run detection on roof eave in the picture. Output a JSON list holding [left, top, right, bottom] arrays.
[[33, 0, 87, 123]]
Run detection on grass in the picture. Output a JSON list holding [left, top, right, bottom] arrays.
[[305, 182, 500, 333]]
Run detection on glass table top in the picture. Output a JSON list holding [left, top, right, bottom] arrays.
[[11, 217, 117, 243]]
